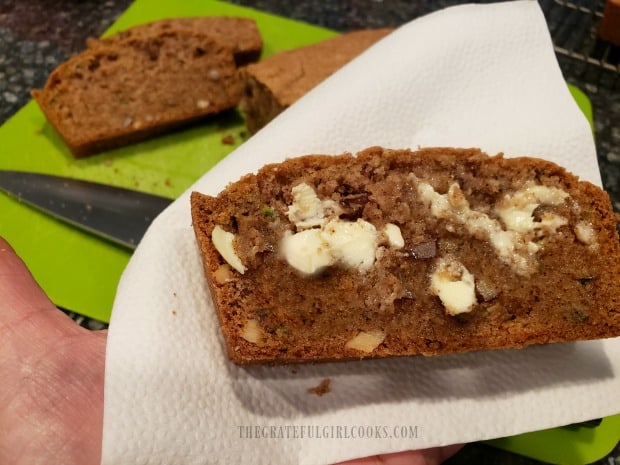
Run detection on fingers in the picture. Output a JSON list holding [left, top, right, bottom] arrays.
[[336, 444, 464, 465]]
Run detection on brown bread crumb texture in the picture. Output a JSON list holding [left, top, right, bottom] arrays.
[[191, 147, 620, 365], [32, 18, 262, 157], [240, 28, 392, 134]]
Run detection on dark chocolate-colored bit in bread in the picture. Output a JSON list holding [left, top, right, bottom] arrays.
[[191, 147, 620, 365]]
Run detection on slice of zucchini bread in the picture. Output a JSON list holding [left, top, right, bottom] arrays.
[[32, 30, 241, 157], [190, 147, 620, 364]]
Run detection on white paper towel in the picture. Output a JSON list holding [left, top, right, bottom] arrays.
[[101, 2, 619, 464]]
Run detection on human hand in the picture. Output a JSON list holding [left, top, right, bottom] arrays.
[[0, 237, 105, 465], [0, 236, 461, 465]]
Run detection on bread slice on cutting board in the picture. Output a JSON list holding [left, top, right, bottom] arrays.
[[32, 17, 262, 157]]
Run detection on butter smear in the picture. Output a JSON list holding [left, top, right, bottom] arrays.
[[282, 183, 404, 274], [416, 179, 571, 276]]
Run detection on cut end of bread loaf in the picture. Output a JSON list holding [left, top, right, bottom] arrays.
[[191, 147, 620, 365], [240, 28, 392, 134]]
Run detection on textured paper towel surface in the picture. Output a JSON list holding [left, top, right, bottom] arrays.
[[102, 2, 619, 465]]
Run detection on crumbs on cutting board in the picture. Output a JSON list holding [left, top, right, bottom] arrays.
[[307, 378, 331, 396], [221, 134, 235, 145]]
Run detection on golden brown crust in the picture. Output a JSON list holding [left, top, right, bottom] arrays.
[[191, 147, 620, 365], [240, 29, 393, 133]]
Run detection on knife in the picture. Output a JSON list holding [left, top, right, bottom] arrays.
[[0, 170, 173, 249]]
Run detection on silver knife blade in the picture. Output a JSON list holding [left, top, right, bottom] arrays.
[[0, 170, 173, 249]]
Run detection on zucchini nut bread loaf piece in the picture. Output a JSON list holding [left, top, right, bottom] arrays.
[[191, 147, 620, 364], [240, 28, 392, 134], [32, 17, 262, 157], [598, 0, 620, 46]]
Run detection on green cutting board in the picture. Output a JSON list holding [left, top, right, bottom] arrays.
[[486, 414, 620, 465], [0, 0, 337, 323], [0, 3, 617, 463]]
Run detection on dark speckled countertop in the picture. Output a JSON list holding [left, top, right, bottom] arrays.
[[0, 1, 618, 464]]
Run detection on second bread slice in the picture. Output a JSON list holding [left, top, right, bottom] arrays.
[[32, 30, 242, 157]]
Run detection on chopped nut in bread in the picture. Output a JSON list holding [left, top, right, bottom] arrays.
[[345, 330, 386, 353]]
